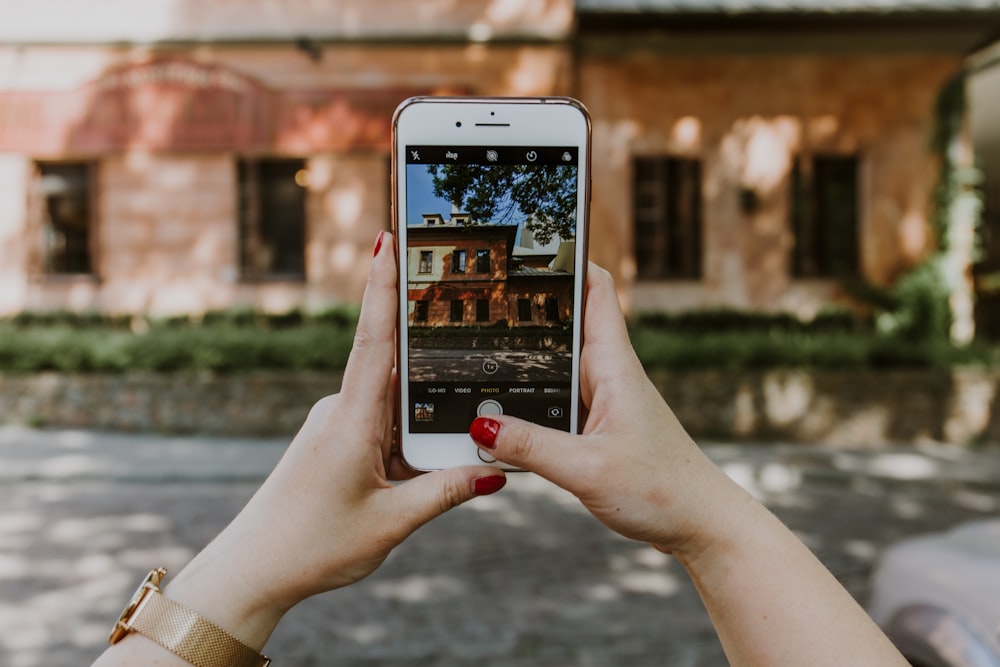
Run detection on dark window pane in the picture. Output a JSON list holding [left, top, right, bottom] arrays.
[[633, 157, 702, 279], [476, 248, 491, 273], [452, 249, 466, 273], [517, 298, 531, 322], [450, 299, 463, 323], [545, 297, 559, 322], [476, 298, 489, 322], [791, 156, 859, 277], [414, 300, 429, 322], [39, 163, 92, 274], [419, 250, 433, 273], [239, 158, 307, 278]]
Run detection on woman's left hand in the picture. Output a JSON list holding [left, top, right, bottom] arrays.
[[156, 231, 504, 652]]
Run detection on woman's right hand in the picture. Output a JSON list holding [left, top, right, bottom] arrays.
[[470, 263, 910, 667], [468, 263, 753, 559]]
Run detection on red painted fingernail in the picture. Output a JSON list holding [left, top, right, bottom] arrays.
[[473, 475, 506, 496], [470, 417, 501, 449], [372, 230, 386, 257]]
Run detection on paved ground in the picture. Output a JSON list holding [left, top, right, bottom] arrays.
[[2, 426, 999, 667], [408, 349, 571, 382]]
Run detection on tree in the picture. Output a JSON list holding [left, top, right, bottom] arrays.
[[428, 163, 578, 244]]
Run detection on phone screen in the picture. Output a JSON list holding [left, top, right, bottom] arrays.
[[401, 144, 582, 435]]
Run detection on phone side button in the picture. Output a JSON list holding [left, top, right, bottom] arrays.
[[477, 448, 497, 463]]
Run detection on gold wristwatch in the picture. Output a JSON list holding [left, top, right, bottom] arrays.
[[109, 568, 271, 667]]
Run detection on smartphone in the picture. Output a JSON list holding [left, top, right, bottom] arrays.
[[391, 96, 591, 471]]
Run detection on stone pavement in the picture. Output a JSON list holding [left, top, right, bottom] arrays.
[[1, 426, 999, 667]]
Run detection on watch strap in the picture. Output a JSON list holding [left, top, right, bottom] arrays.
[[131, 589, 270, 667]]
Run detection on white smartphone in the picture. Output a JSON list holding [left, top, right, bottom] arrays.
[[391, 96, 591, 471]]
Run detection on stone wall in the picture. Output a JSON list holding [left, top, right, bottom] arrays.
[[2, 369, 998, 445]]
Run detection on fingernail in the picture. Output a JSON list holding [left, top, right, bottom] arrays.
[[470, 417, 501, 449], [372, 230, 386, 257], [473, 475, 506, 496]]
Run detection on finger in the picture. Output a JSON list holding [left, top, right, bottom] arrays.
[[379, 465, 507, 537], [579, 264, 646, 405], [341, 231, 398, 409], [469, 415, 583, 489], [582, 262, 633, 356]]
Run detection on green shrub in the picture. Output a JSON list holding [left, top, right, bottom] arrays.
[[633, 308, 870, 335], [0, 322, 357, 374]]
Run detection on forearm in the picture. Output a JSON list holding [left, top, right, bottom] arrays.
[[674, 487, 907, 667]]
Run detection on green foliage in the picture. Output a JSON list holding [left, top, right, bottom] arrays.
[[0, 311, 359, 374], [428, 163, 578, 244], [630, 329, 998, 371], [1, 306, 995, 374], [875, 261, 953, 342], [633, 308, 869, 335]]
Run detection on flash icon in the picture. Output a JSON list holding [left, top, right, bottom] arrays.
[[410, 150, 420, 161]]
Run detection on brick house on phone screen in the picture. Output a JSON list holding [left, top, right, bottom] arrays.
[[0, 0, 998, 337], [406, 214, 574, 328]]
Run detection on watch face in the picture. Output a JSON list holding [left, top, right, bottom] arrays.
[[108, 568, 166, 644]]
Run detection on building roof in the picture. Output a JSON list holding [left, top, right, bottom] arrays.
[[577, 0, 1000, 13]]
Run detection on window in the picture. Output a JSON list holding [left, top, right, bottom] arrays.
[[413, 300, 429, 323], [418, 250, 433, 274], [37, 162, 93, 274], [475, 248, 491, 273], [450, 300, 464, 323], [452, 249, 467, 273], [238, 158, 307, 278], [633, 157, 702, 279], [545, 297, 560, 323], [517, 298, 532, 322], [791, 156, 859, 277], [476, 298, 490, 322]]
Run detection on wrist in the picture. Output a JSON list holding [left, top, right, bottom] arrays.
[[164, 532, 290, 652], [663, 474, 764, 571]]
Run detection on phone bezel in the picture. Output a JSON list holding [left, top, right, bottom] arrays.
[[391, 96, 591, 471]]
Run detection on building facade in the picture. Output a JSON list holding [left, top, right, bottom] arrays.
[[406, 216, 574, 328], [1, 0, 998, 331]]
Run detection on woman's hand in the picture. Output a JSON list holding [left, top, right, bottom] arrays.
[[104, 232, 505, 661], [469, 262, 748, 558], [468, 263, 909, 667]]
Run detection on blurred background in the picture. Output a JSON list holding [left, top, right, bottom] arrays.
[[1, 1, 1000, 666]]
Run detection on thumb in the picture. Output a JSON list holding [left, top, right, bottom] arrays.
[[470, 416, 580, 487], [383, 465, 507, 534]]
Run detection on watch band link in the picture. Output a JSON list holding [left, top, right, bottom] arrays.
[[131, 591, 271, 667]]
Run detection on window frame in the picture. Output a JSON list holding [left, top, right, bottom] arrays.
[[790, 153, 861, 279], [632, 155, 703, 281], [34, 160, 98, 277], [413, 300, 429, 323], [475, 248, 491, 274], [476, 298, 490, 323], [418, 250, 433, 274], [517, 297, 532, 323], [452, 248, 467, 274], [237, 157, 308, 282]]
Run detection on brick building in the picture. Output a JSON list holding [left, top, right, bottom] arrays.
[[0, 0, 998, 333], [405, 215, 574, 328]]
